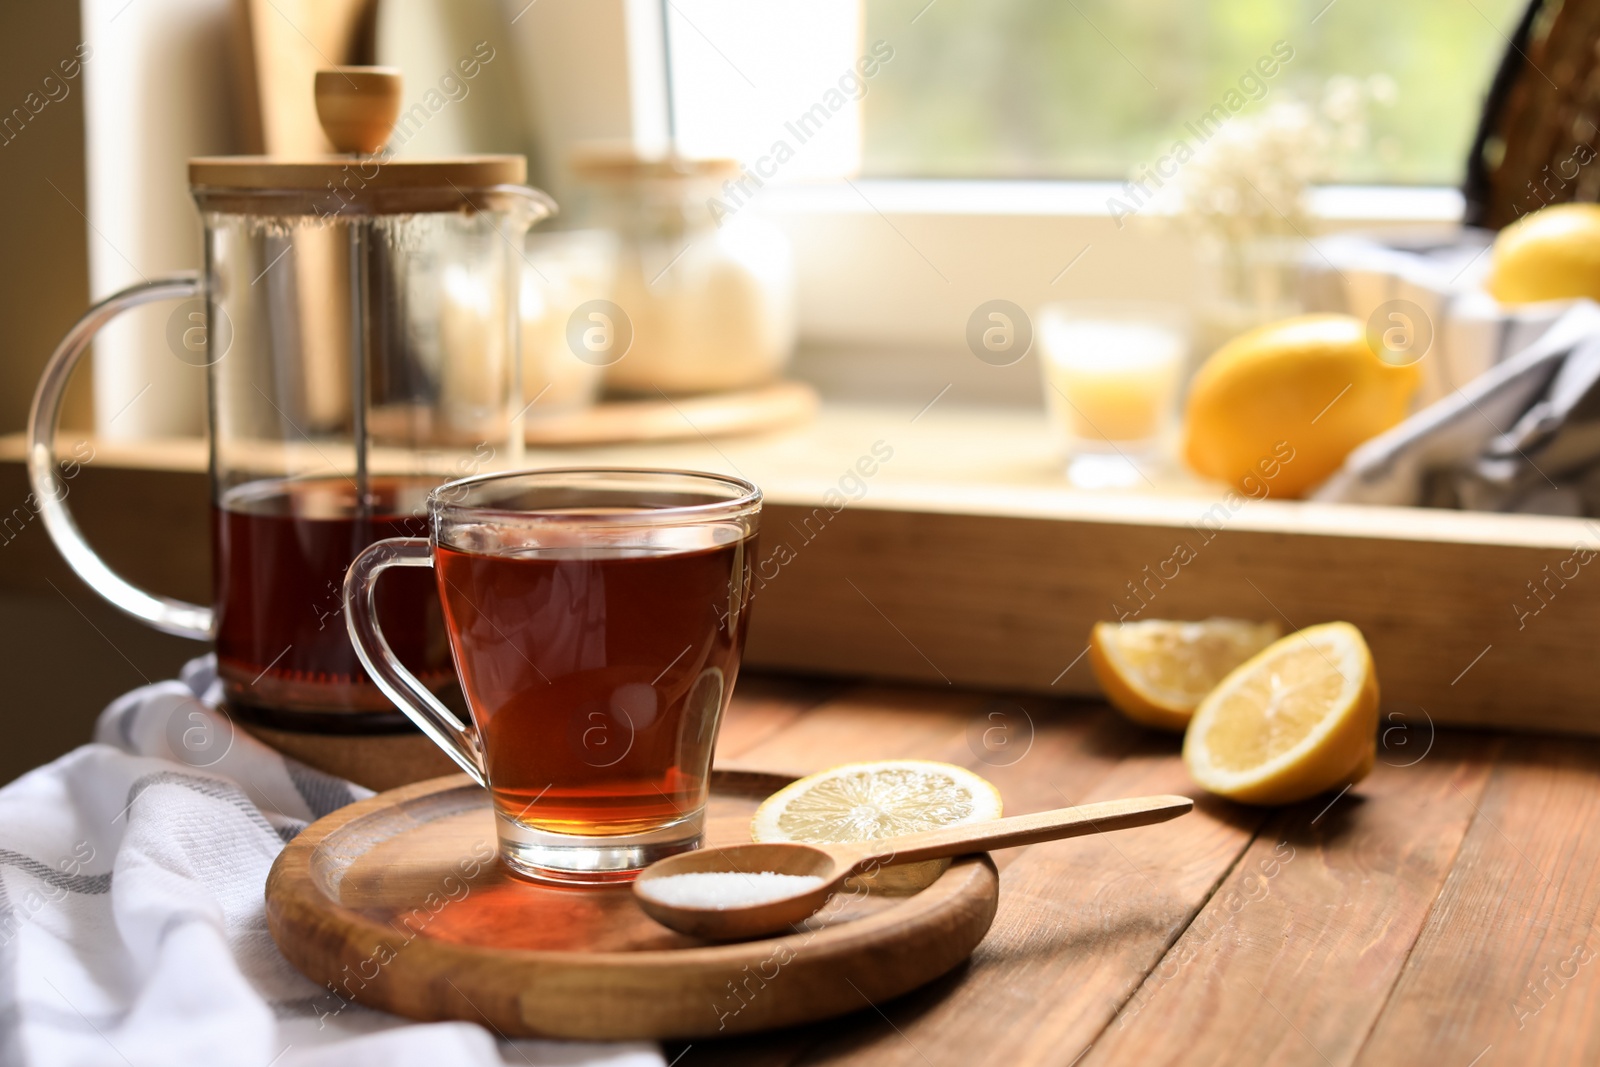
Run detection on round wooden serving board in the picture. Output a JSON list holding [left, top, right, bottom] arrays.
[[265, 769, 999, 1040]]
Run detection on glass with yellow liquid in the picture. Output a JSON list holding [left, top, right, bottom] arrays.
[[1037, 302, 1189, 488]]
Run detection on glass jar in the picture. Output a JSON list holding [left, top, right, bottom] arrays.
[[571, 150, 796, 394], [1193, 234, 1305, 360], [518, 228, 619, 414]]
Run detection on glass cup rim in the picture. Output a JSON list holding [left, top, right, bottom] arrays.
[[428, 466, 762, 526]]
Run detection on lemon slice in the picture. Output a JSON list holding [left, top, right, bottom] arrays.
[[1089, 618, 1281, 731], [751, 760, 1003, 892], [1183, 622, 1378, 806]]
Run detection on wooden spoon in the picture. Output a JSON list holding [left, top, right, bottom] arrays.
[[634, 793, 1193, 940]]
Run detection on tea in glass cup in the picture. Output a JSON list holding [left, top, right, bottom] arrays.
[[345, 468, 760, 883]]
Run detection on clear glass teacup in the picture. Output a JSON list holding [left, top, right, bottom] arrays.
[[344, 468, 761, 884]]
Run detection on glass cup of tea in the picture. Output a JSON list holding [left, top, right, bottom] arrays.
[[343, 468, 761, 884], [1036, 301, 1189, 489]]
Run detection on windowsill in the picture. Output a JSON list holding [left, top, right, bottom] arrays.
[[748, 180, 1466, 347], [755, 179, 1465, 226]]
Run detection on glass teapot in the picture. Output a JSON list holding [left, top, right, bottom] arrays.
[[27, 68, 553, 720]]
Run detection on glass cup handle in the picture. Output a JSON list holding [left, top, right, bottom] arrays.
[[345, 537, 488, 787], [26, 272, 213, 640]]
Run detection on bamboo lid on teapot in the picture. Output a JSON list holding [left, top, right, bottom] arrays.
[[188, 67, 543, 216]]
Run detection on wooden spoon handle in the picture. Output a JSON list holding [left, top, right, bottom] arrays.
[[840, 794, 1193, 871]]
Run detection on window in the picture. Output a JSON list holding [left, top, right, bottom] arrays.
[[859, 0, 1525, 184], [663, 0, 864, 180]]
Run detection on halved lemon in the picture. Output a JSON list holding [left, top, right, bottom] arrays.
[[1183, 621, 1378, 806], [1089, 618, 1282, 731], [751, 760, 1003, 892]]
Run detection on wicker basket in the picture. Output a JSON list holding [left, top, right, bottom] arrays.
[[1464, 0, 1600, 229]]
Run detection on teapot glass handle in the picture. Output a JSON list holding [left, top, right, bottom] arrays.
[[26, 272, 214, 640], [344, 537, 488, 786]]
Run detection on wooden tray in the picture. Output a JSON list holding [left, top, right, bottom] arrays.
[[265, 769, 999, 1040], [7, 408, 1598, 734]]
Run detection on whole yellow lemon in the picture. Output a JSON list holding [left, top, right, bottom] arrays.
[[1487, 202, 1600, 304], [1182, 314, 1420, 498]]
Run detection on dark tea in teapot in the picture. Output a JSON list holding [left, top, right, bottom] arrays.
[[213, 475, 451, 713]]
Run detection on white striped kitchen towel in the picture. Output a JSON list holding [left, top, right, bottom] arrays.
[[1313, 301, 1600, 514], [0, 655, 663, 1067]]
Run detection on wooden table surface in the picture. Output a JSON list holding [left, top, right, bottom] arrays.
[[681, 674, 1600, 1066]]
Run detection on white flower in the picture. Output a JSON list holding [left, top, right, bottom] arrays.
[[1160, 74, 1398, 244]]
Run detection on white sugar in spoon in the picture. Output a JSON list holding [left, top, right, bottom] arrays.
[[634, 794, 1193, 940]]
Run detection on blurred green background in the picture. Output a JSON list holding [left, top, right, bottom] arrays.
[[862, 0, 1526, 183]]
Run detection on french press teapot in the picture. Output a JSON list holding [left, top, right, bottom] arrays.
[[28, 68, 553, 719]]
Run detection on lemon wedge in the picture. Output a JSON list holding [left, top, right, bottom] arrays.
[[1089, 618, 1282, 731], [1183, 621, 1378, 806], [751, 760, 1003, 892]]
